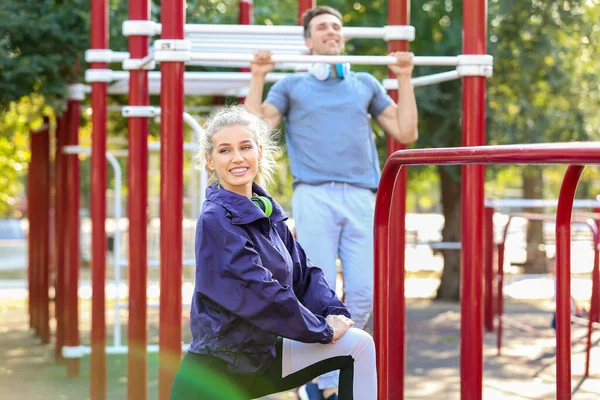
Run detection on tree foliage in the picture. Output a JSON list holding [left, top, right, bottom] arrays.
[[0, 0, 89, 112]]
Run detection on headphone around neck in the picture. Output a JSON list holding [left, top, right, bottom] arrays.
[[308, 63, 351, 81], [251, 195, 273, 217]]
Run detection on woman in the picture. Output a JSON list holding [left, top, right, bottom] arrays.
[[170, 106, 377, 400]]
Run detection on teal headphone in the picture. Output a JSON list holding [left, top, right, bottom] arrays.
[[251, 196, 273, 218], [308, 63, 351, 81]]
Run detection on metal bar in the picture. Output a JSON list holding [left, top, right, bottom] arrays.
[[65, 99, 81, 378], [39, 117, 51, 345], [127, 1, 150, 398], [374, 165, 402, 400], [377, 144, 600, 400], [54, 114, 67, 362], [237, 0, 252, 101], [485, 199, 600, 208], [90, 0, 108, 397], [484, 206, 495, 333], [175, 23, 410, 39], [556, 165, 585, 398], [585, 209, 600, 377], [28, 130, 39, 336], [496, 242, 505, 355], [159, 0, 185, 397], [461, 0, 487, 396], [382, 1, 410, 399], [298, 0, 315, 25], [189, 52, 459, 66]]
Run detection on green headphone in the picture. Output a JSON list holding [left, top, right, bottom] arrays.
[[251, 196, 273, 217]]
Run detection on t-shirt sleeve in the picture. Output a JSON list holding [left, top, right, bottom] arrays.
[[264, 77, 291, 116], [363, 73, 394, 118]]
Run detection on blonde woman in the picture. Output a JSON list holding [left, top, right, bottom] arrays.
[[170, 106, 377, 400]]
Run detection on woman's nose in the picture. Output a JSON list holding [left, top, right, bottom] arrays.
[[232, 151, 244, 162]]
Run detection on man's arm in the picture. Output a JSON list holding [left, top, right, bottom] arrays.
[[374, 52, 419, 144], [244, 50, 282, 128]]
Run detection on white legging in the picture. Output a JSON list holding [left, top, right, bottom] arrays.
[[281, 328, 377, 399]]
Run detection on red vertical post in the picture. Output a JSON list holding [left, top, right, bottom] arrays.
[[461, 0, 487, 398], [496, 243, 504, 355], [239, 0, 253, 27], [585, 221, 598, 378], [385, 1, 409, 399], [29, 119, 51, 344], [65, 94, 81, 377], [297, 0, 315, 24], [484, 206, 494, 332], [159, 1, 185, 399], [54, 114, 67, 362], [127, 2, 150, 399], [237, 0, 253, 103], [594, 206, 600, 322], [28, 130, 39, 336], [39, 117, 51, 345], [555, 165, 584, 398], [90, 0, 109, 397], [374, 165, 403, 400]]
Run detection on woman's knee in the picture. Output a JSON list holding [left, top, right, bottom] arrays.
[[341, 328, 375, 360]]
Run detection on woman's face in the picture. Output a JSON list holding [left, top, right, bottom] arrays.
[[206, 124, 262, 197]]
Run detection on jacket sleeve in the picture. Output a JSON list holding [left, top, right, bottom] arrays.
[[195, 212, 333, 344], [276, 222, 351, 319]]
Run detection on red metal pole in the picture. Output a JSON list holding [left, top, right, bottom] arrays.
[[54, 114, 67, 361], [496, 243, 504, 355], [65, 97, 81, 377], [28, 130, 39, 336], [484, 206, 494, 332], [585, 218, 599, 378], [374, 165, 403, 400], [237, 0, 253, 102], [39, 117, 51, 345], [385, 1, 409, 399], [496, 216, 511, 356], [239, 0, 253, 25], [594, 206, 600, 323], [159, 1, 185, 398], [90, 0, 109, 396], [461, 0, 487, 397], [127, 1, 150, 399], [556, 165, 585, 398], [297, 0, 314, 24]]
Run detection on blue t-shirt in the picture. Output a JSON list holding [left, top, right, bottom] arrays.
[[265, 71, 393, 190]]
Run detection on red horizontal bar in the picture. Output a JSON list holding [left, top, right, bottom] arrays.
[[387, 143, 600, 167]]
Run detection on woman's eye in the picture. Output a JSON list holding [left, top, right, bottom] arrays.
[[242, 146, 252, 150], [219, 149, 230, 153]]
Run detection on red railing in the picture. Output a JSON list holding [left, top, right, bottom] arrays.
[[374, 142, 600, 400], [495, 211, 600, 374]]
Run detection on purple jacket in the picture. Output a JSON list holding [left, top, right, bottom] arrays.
[[187, 183, 350, 374]]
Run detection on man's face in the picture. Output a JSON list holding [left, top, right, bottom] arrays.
[[305, 13, 345, 56]]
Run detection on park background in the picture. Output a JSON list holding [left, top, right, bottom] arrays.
[[1, 1, 600, 399]]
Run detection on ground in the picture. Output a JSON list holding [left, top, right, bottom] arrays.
[[1, 294, 599, 400]]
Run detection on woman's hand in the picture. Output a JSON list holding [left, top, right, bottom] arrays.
[[326, 315, 355, 344]]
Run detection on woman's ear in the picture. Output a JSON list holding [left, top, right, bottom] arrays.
[[258, 145, 263, 162], [205, 153, 214, 170]]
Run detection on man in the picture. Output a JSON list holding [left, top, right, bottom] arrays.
[[245, 6, 418, 399]]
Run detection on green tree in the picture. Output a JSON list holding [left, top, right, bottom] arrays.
[[488, 0, 600, 273]]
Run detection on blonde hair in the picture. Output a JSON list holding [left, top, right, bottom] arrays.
[[196, 105, 279, 187]]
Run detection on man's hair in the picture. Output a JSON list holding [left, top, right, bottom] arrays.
[[302, 6, 343, 38]]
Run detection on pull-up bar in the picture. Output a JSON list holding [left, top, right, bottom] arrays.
[[122, 20, 416, 41], [185, 52, 461, 66]]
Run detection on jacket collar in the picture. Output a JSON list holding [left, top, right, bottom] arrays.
[[205, 183, 288, 225]]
